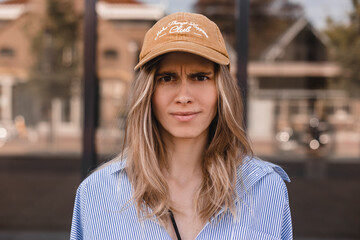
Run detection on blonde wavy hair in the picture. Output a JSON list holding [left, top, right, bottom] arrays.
[[123, 57, 253, 225]]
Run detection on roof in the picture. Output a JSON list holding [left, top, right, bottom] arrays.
[[249, 17, 296, 60], [97, 1, 165, 20], [0, 0, 27, 20], [0, 0, 29, 4], [99, 0, 140, 4], [261, 17, 330, 62], [0, 0, 139, 4]]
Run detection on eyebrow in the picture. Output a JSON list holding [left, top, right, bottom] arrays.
[[156, 71, 213, 77], [188, 72, 213, 78], [155, 71, 177, 77]]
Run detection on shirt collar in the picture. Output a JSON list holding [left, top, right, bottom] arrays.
[[235, 156, 290, 196], [109, 155, 290, 182], [108, 155, 290, 223], [109, 156, 126, 175]]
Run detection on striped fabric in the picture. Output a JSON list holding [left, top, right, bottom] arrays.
[[70, 157, 292, 240]]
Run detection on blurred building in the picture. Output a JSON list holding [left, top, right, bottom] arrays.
[[0, 0, 358, 157], [246, 17, 359, 157], [195, 0, 359, 157], [0, 0, 164, 148], [0, 0, 31, 127]]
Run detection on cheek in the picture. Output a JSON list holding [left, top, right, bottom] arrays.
[[152, 88, 166, 119], [210, 97, 218, 118], [151, 93, 160, 119], [206, 86, 218, 115]]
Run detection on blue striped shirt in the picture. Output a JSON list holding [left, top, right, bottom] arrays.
[[70, 157, 292, 239]]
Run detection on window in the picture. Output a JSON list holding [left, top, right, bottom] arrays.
[[103, 49, 118, 60], [0, 47, 15, 57]]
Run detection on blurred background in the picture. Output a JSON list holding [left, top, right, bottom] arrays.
[[0, 0, 359, 239]]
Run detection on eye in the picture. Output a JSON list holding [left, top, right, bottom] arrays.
[[195, 74, 209, 81], [157, 75, 174, 83]]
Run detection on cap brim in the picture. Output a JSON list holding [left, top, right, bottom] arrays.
[[134, 41, 230, 70]]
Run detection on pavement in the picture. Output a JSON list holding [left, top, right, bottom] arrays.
[[0, 231, 69, 240]]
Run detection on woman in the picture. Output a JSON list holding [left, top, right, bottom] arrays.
[[70, 12, 292, 240]]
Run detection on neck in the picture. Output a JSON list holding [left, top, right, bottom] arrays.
[[163, 132, 208, 182]]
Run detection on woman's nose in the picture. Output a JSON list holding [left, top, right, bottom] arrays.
[[176, 96, 192, 104], [175, 79, 193, 104]]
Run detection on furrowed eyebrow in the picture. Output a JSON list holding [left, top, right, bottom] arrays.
[[188, 72, 213, 78], [155, 72, 177, 77]]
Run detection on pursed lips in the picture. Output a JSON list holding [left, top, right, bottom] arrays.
[[170, 111, 200, 122]]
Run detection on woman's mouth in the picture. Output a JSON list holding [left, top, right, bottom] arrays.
[[170, 111, 200, 122]]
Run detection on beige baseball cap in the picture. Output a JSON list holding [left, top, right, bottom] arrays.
[[134, 12, 230, 70]]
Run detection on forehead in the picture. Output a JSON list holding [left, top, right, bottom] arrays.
[[157, 52, 215, 72]]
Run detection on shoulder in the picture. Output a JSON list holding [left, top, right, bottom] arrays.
[[72, 158, 130, 219], [71, 159, 140, 239], [75, 158, 127, 198], [236, 156, 290, 202], [233, 157, 292, 238]]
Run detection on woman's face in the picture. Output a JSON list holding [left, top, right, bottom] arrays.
[[152, 52, 217, 141]]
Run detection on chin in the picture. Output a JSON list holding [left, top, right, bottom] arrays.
[[168, 128, 207, 140], [173, 134, 200, 139]]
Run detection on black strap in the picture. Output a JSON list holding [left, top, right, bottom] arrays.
[[169, 210, 182, 240]]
